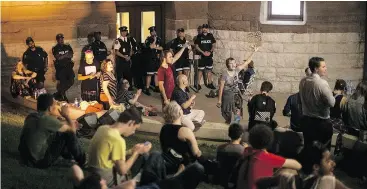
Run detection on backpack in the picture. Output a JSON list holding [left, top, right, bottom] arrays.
[[251, 94, 276, 123]]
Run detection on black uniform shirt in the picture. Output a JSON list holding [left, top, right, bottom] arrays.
[[145, 36, 162, 60], [22, 47, 48, 71], [52, 43, 74, 65], [194, 33, 216, 57], [170, 37, 189, 61], [78, 60, 101, 91], [92, 41, 108, 62]]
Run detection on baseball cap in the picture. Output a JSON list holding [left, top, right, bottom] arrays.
[[56, 33, 64, 40]]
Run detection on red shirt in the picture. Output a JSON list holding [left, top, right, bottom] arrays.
[[157, 64, 175, 99], [241, 147, 286, 189]]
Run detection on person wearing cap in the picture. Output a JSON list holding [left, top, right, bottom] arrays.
[[194, 24, 216, 90], [114, 26, 137, 90], [170, 28, 191, 92], [80, 33, 94, 65], [143, 26, 163, 96], [22, 37, 48, 87], [92, 31, 109, 63], [52, 33, 75, 102], [77, 50, 101, 102]]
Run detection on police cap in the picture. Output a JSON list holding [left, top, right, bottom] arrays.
[[202, 24, 209, 29], [94, 31, 102, 35], [25, 37, 34, 45], [119, 26, 128, 32], [56, 33, 64, 40], [148, 26, 156, 32], [177, 28, 185, 33]]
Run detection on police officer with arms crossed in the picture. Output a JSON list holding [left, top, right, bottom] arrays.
[[170, 28, 191, 92], [143, 26, 163, 96], [52, 33, 75, 102], [114, 26, 137, 90], [92, 31, 109, 63], [194, 24, 216, 90], [22, 37, 48, 88]]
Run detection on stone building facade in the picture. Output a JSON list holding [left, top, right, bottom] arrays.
[[1, 1, 366, 94]]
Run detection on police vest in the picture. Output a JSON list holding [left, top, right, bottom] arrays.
[[117, 38, 132, 56]]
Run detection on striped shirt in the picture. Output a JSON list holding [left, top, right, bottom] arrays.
[[100, 72, 117, 100]]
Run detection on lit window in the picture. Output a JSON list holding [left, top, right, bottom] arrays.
[[116, 12, 129, 38], [141, 11, 155, 42], [260, 1, 306, 25]]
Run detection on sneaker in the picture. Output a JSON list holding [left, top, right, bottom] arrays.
[[154, 86, 160, 93], [143, 88, 151, 96], [195, 85, 202, 91], [208, 83, 216, 89]]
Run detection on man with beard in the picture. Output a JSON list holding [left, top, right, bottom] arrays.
[[194, 24, 216, 91], [22, 37, 48, 87], [77, 50, 101, 102], [170, 28, 191, 92], [114, 26, 137, 89], [52, 33, 74, 102], [92, 31, 109, 63], [143, 26, 163, 96]]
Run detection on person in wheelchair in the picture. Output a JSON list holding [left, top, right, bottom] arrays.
[[217, 47, 259, 124], [238, 60, 255, 94]]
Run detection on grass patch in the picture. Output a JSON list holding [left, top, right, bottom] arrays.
[[1, 101, 221, 189]]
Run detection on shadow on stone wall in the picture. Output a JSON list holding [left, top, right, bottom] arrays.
[[1, 42, 21, 88]]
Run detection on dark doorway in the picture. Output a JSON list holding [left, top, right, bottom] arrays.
[[115, 2, 165, 44]]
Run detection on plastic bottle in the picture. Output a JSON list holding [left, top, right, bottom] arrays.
[[74, 98, 79, 107], [34, 89, 38, 100], [233, 110, 241, 123]]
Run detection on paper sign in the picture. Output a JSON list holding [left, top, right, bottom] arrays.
[[85, 66, 96, 75]]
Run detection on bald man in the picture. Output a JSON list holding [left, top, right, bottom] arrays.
[[171, 74, 205, 131]]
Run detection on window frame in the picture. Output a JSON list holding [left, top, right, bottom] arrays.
[[260, 1, 307, 26], [267, 1, 304, 21]]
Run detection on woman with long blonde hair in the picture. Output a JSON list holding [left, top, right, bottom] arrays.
[[11, 60, 37, 97]]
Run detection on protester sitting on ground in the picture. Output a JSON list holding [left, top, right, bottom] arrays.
[[302, 141, 350, 189], [330, 79, 347, 131], [159, 101, 204, 174], [171, 74, 205, 131], [256, 170, 301, 189], [78, 50, 101, 102], [18, 93, 86, 169], [282, 68, 312, 132], [99, 59, 118, 110], [216, 123, 248, 187], [11, 60, 37, 98], [342, 80, 367, 131], [247, 81, 276, 131], [86, 107, 152, 187], [236, 124, 302, 189], [116, 79, 156, 116]]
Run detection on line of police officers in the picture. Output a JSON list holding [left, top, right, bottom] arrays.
[[22, 24, 216, 102]]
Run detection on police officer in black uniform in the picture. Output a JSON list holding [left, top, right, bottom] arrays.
[[22, 37, 48, 88], [114, 26, 137, 90], [170, 28, 191, 92], [143, 26, 163, 96], [52, 33, 75, 102], [80, 33, 94, 65], [92, 31, 109, 63], [194, 24, 216, 90]]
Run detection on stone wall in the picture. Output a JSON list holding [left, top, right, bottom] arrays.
[[1, 1, 116, 93]]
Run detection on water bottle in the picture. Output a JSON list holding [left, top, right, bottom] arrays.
[[34, 89, 38, 100], [74, 98, 79, 107], [233, 110, 241, 123]]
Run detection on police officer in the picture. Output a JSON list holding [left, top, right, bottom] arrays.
[[143, 26, 163, 96], [92, 31, 109, 63], [170, 28, 191, 92], [22, 37, 48, 87], [114, 26, 137, 90], [80, 33, 94, 65], [194, 24, 216, 90], [52, 33, 75, 102]]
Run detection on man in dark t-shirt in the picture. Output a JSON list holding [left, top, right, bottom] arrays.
[[77, 50, 101, 101]]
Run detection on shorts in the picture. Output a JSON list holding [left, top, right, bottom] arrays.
[[146, 58, 160, 75], [198, 57, 213, 70], [175, 59, 191, 72]]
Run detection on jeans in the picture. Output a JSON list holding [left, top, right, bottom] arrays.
[[140, 151, 205, 189]]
